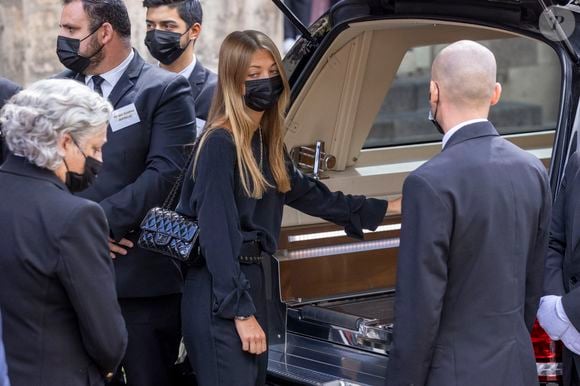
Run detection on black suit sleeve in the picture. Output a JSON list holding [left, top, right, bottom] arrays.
[[56, 202, 127, 374], [558, 156, 580, 329], [386, 173, 451, 386], [284, 160, 387, 238], [525, 169, 551, 331], [101, 75, 196, 240], [0, 77, 22, 164], [544, 155, 577, 297], [0, 77, 21, 105]]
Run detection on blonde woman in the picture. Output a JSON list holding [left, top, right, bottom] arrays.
[[176, 30, 396, 386]]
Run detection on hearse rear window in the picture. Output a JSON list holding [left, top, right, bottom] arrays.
[[364, 37, 561, 149]]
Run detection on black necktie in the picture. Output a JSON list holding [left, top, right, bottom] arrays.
[[92, 75, 105, 97]]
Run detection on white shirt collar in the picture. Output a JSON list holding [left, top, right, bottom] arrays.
[[156, 55, 197, 79], [442, 118, 488, 149], [85, 50, 135, 99], [178, 55, 197, 79]]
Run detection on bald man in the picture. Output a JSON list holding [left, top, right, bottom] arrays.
[[386, 40, 551, 386]]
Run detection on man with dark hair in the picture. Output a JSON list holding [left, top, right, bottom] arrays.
[[56, 1, 196, 385], [0, 77, 21, 163], [144, 0, 216, 125]]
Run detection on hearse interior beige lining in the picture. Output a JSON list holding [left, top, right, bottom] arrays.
[[282, 19, 552, 227]]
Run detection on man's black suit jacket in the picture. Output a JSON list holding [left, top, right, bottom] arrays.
[[387, 122, 551, 386], [0, 77, 21, 163], [0, 77, 19, 106], [543, 151, 580, 384], [59, 50, 196, 298], [188, 59, 216, 122]]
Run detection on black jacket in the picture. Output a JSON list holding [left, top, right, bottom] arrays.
[[0, 77, 19, 106], [387, 122, 551, 386], [0, 155, 127, 386], [543, 151, 580, 383], [0, 77, 21, 163], [188, 59, 217, 122], [59, 50, 197, 297]]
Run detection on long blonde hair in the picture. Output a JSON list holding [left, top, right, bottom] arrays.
[[194, 30, 291, 198]]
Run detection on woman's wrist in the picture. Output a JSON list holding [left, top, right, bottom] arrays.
[[234, 315, 253, 321]]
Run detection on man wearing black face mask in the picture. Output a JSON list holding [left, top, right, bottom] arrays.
[[55, 1, 196, 385], [144, 0, 217, 126], [386, 41, 551, 386]]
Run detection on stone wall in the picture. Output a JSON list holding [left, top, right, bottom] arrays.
[[0, 0, 283, 85]]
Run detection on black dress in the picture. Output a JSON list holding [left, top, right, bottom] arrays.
[[177, 128, 387, 386]]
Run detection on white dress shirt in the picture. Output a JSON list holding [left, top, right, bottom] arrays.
[[156, 55, 197, 80], [442, 118, 488, 149], [177, 55, 197, 80], [85, 50, 135, 99]]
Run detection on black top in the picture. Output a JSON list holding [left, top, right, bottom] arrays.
[[176, 129, 387, 319]]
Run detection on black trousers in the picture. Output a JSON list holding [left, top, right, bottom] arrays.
[[182, 263, 268, 386], [111, 294, 182, 386], [564, 347, 580, 386]]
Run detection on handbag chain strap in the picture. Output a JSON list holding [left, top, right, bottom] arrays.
[[161, 143, 197, 210]]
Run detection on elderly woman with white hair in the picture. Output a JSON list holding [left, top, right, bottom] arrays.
[[0, 79, 127, 386]]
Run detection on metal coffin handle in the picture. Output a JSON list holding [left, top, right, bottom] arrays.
[[290, 140, 336, 179]]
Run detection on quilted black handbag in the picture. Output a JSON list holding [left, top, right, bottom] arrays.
[[138, 147, 199, 262]]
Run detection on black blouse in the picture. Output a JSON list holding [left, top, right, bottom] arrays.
[[176, 129, 387, 319]]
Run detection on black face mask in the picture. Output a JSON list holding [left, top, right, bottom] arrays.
[[64, 141, 103, 192], [56, 26, 104, 74], [145, 29, 191, 65], [244, 75, 284, 112], [429, 83, 444, 135]]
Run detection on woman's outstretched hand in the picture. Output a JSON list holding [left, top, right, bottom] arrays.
[[387, 197, 402, 215]]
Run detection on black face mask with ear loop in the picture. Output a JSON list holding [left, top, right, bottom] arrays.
[[63, 139, 103, 193], [244, 75, 284, 112], [145, 29, 191, 65], [56, 25, 104, 74], [428, 83, 445, 135]]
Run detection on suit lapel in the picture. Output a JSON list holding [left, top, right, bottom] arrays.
[[108, 50, 144, 108], [443, 121, 500, 151], [188, 60, 206, 99]]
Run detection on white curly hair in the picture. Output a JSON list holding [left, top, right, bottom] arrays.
[[0, 78, 112, 170]]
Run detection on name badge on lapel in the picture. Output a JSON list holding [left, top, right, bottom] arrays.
[[110, 103, 141, 132]]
